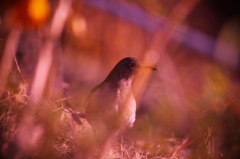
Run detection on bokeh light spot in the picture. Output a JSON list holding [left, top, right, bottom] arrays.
[[27, 0, 50, 25]]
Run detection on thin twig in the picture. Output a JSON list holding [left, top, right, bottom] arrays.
[[0, 94, 28, 102], [13, 52, 25, 84], [53, 97, 68, 103]]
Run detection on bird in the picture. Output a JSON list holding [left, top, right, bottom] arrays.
[[85, 57, 156, 151]]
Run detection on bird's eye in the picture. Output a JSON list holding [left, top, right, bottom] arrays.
[[129, 62, 136, 69]]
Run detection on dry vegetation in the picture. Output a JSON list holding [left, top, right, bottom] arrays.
[[0, 0, 240, 158]]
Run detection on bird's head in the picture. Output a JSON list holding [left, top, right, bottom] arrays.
[[105, 57, 156, 82]]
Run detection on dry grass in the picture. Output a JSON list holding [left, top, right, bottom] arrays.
[[0, 77, 239, 159]]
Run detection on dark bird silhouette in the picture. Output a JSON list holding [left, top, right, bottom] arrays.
[[85, 57, 156, 155]]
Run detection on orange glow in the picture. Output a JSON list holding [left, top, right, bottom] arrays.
[[27, 0, 50, 26]]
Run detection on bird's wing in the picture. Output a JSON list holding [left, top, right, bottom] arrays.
[[86, 83, 103, 102]]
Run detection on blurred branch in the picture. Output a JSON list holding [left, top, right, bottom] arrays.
[[154, 0, 200, 109], [0, 26, 22, 97], [135, 0, 200, 107], [135, 3, 202, 156], [15, 0, 73, 157], [150, 0, 200, 156], [30, 0, 73, 103]]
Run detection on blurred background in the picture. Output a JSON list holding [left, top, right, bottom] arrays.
[[0, 0, 240, 158]]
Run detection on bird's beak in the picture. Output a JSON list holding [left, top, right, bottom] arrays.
[[140, 66, 157, 71]]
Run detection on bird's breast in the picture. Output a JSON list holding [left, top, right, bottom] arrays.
[[86, 80, 136, 131]]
